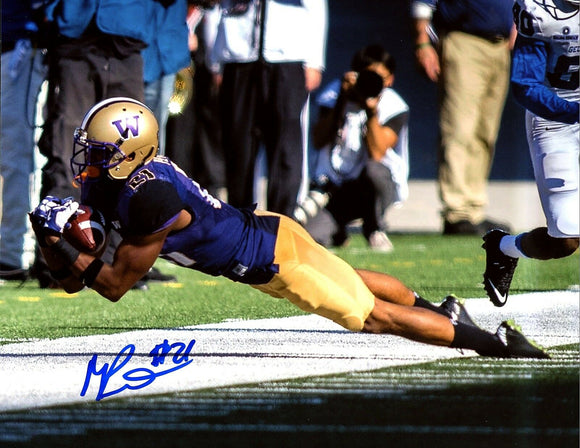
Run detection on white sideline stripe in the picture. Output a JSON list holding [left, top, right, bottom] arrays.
[[0, 291, 577, 412]]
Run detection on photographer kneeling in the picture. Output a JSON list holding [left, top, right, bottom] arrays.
[[294, 45, 410, 252]]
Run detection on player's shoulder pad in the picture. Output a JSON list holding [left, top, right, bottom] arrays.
[[124, 177, 184, 236]]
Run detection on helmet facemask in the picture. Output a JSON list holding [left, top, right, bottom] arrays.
[[71, 128, 127, 184]]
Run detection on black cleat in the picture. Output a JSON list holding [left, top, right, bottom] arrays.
[[496, 320, 550, 359], [482, 229, 518, 307], [142, 267, 177, 283], [131, 280, 149, 291], [440, 295, 480, 328], [0, 265, 28, 282]]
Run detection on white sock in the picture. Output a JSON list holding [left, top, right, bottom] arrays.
[[499, 234, 529, 259]]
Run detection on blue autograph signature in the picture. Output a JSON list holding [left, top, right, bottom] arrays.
[[80, 339, 196, 401]]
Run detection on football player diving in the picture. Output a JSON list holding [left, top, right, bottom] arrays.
[[483, 0, 579, 306], [30, 97, 548, 358]]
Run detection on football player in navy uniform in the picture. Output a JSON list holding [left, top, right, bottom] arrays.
[[483, 0, 579, 306], [30, 97, 548, 358]]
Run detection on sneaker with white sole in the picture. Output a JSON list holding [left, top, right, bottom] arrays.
[[368, 230, 394, 253]]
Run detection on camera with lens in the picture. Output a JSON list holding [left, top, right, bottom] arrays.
[[352, 70, 384, 100]]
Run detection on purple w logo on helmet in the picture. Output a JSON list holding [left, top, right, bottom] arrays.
[[111, 115, 140, 140]]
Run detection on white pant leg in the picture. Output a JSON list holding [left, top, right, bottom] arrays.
[[526, 111, 580, 238]]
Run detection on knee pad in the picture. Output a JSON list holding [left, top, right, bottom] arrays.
[[539, 151, 579, 237], [540, 151, 578, 193]]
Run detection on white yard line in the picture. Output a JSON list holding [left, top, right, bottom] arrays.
[[0, 291, 577, 412]]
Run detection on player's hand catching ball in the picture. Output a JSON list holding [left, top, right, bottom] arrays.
[[29, 196, 80, 242]]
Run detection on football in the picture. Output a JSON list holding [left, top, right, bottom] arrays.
[[63, 205, 107, 254]]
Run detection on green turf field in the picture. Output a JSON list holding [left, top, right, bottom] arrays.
[[0, 234, 578, 448], [0, 234, 578, 342]]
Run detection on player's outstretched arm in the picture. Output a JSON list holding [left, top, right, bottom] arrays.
[[37, 229, 167, 300], [78, 209, 192, 300], [38, 240, 86, 294], [87, 232, 168, 301], [31, 198, 191, 300]]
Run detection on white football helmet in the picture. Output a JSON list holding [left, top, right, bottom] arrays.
[[71, 97, 159, 182], [534, 0, 580, 19]]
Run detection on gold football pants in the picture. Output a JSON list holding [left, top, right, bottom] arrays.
[[252, 212, 375, 331]]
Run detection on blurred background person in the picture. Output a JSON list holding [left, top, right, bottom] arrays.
[[165, 0, 227, 200], [143, 0, 191, 153], [411, 0, 515, 235], [32, 0, 153, 288], [208, 0, 328, 217], [0, 0, 48, 281], [296, 45, 409, 252], [37, 0, 150, 203]]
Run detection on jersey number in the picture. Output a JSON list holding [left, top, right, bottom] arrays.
[[547, 55, 580, 90], [513, 4, 535, 37], [128, 169, 155, 190]]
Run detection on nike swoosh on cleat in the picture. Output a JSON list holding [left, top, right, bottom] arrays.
[[487, 280, 507, 305]]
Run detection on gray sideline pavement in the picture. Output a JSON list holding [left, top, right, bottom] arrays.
[[387, 180, 545, 234]]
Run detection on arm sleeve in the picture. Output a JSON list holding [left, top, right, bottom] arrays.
[[410, 1, 436, 20], [383, 111, 409, 136], [204, 4, 223, 74], [511, 36, 580, 124], [302, 0, 328, 70]]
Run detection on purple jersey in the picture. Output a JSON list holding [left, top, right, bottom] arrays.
[[84, 156, 280, 284]]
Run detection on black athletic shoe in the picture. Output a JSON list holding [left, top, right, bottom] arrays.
[[142, 267, 177, 283], [0, 263, 28, 282], [482, 229, 518, 307], [443, 219, 511, 236], [443, 220, 479, 235], [440, 295, 479, 328], [131, 280, 149, 291], [477, 219, 511, 235], [496, 320, 550, 359]]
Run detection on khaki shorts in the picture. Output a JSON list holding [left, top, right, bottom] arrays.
[[252, 212, 376, 331]]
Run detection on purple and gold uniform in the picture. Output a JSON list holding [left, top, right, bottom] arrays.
[[84, 156, 375, 331]]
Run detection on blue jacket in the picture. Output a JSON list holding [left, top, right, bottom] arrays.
[[2, 0, 37, 45], [45, 0, 150, 43], [142, 0, 190, 83], [420, 0, 513, 39]]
